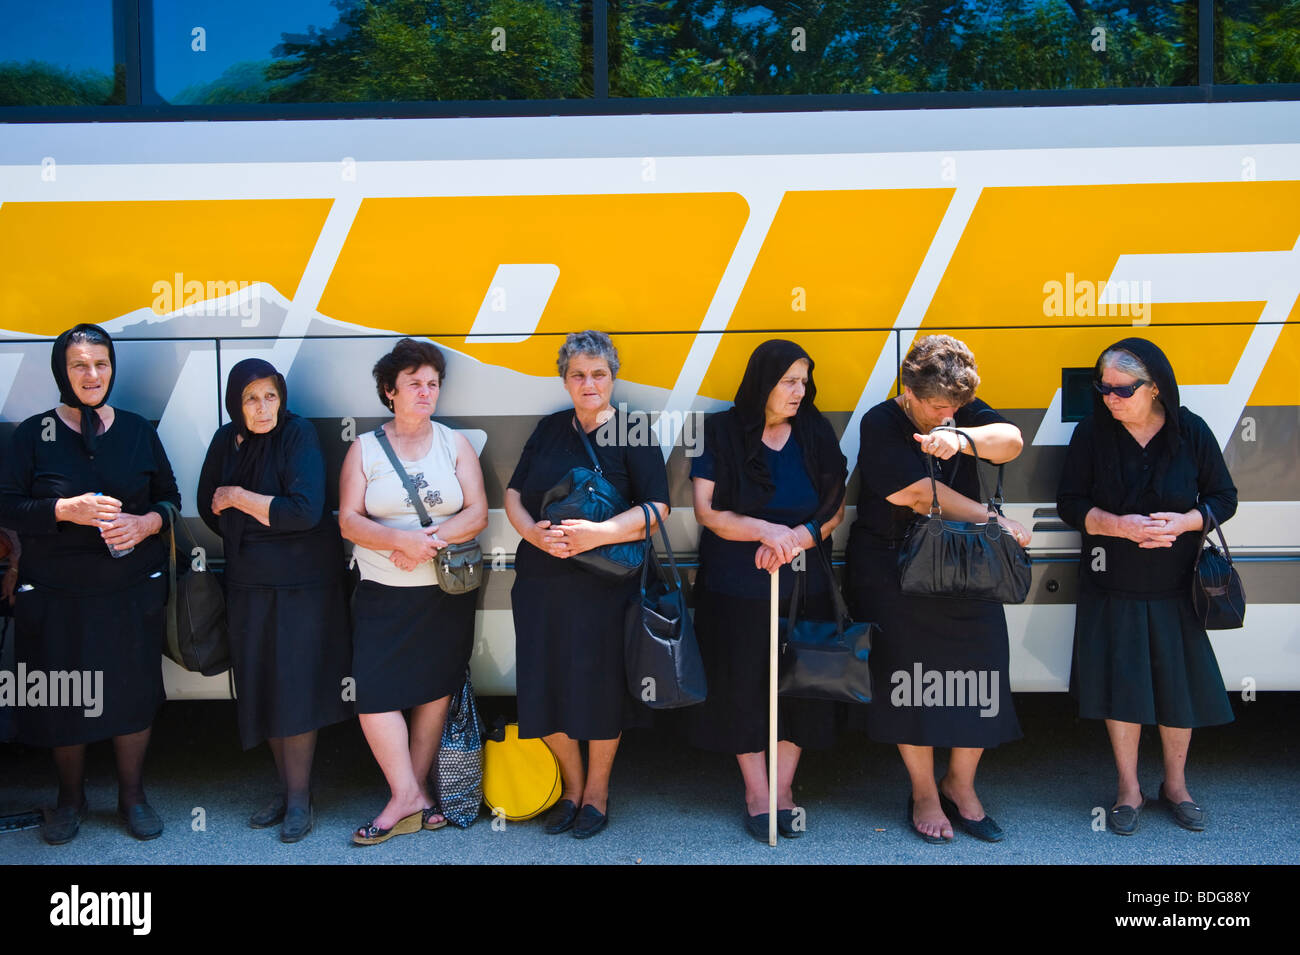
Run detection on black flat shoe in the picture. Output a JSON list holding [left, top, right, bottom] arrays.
[[543, 799, 579, 835], [744, 810, 770, 842], [118, 802, 163, 841], [280, 802, 313, 843], [939, 793, 1004, 843], [1107, 795, 1145, 836], [776, 808, 803, 839], [249, 794, 287, 829], [572, 804, 608, 839], [1158, 784, 1206, 832], [907, 796, 952, 845], [42, 801, 88, 846]]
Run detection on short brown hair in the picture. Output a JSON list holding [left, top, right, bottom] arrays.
[[372, 338, 446, 411], [900, 334, 980, 405]]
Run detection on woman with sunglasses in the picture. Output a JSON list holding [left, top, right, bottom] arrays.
[[1057, 338, 1236, 835]]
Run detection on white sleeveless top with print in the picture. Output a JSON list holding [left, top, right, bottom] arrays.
[[353, 422, 463, 587]]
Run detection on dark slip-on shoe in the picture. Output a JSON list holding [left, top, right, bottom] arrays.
[[119, 802, 163, 841], [1159, 785, 1206, 832]]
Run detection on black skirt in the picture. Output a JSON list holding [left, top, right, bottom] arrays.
[[226, 582, 354, 749], [1070, 575, 1233, 728], [845, 542, 1021, 749], [511, 565, 650, 741], [350, 580, 476, 714], [685, 583, 840, 754], [11, 572, 166, 747]]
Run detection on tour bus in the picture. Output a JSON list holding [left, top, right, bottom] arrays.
[[2, 2, 1297, 700]]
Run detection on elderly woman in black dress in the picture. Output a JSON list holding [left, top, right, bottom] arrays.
[[845, 335, 1029, 844], [338, 339, 488, 845], [504, 330, 669, 840], [197, 358, 352, 842], [1058, 338, 1236, 835], [689, 340, 847, 840], [0, 324, 179, 844]]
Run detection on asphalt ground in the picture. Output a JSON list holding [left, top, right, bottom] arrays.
[[2, 691, 1297, 868]]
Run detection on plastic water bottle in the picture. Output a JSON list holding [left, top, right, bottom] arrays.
[[96, 492, 133, 558]]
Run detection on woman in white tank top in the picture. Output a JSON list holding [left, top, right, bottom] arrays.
[[338, 339, 488, 845]]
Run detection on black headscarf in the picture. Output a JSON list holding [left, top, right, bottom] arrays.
[[220, 358, 290, 557], [51, 323, 116, 455], [1089, 336, 1184, 514], [706, 339, 846, 525]]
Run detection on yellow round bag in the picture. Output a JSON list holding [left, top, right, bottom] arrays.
[[481, 722, 562, 821]]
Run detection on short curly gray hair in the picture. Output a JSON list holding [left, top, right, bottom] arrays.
[[556, 330, 620, 379]]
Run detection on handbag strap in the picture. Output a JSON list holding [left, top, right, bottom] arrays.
[[923, 426, 1005, 520], [1195, 503, 1235, 567], [373, 427, 433, 527], [784, 535, 852, 636], [572, 415, 605, 474], [157, 501, 184, 664], [637, 502, 682, 596]]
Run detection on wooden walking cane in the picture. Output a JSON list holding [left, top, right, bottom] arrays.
[[768, 567, 778, 847]]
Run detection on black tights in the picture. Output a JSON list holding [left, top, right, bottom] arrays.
[[51, 726, 152, 810], [267, 731, 317, 811]]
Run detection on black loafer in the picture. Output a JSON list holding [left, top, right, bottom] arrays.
[[42, 801, 88, 846], [572, 804, 608, 839], [119, 802, 163, 841], [280, 803, 314, 843], [939, 793, 1004, 843], [744, 810, 770, 842], [1159, 785, 1206, 832], [1107, 795, 1145, 836], [249, 794, 287, 829], [776, 808, 803, 839], [543, 799, 579, 835]]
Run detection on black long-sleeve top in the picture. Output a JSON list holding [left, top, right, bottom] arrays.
[[0, 409, 180, 595], [1057, 408, 1237, 597], [197, 416, 344, 588]]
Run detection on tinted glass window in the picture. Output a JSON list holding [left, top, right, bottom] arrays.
[[151, 0, 592, 104], [1217, 0, 1300, 84], [0, 1, 123, 106], [609, 0, 1197, 97]]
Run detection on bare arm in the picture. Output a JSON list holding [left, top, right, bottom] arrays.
[[1083, 506, 1180, 548], [692, 476, 806, 565], [888, 477, 1030, 545], [337, 440, 440, 563], [211, 487, 273, 527], [427, 432, 489, 544], [913, 421, 1024, 464]]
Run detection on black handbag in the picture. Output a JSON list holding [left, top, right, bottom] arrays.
[[897, 427, 1031, 604], [623, 503, 707, 709], [373, 427, 483, 594], [539, 417, 644, 580], [778, 541, 876, 703], [158, 501, 231, 676], [1192, 504, 1246, 630], [433, 670, 485, 828]]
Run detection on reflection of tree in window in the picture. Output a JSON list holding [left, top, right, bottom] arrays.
[[1217, 0, 1300, 85], [263, 0, 590, 102], [610, 0, 1200, 96], [173, 0, 590, 104], [0, 0, 125, 106]]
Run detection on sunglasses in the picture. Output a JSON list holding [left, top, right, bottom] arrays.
[[1094, 380, 1149, 398]]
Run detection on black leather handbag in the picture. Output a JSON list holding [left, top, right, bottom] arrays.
[[540, 417, 644, 580], [1192, 504, 1246, 630], [897, 427, 1031, 604], [373, 427, 483, 594], [778, 542, 876, 703], [158, 501, 231, 676], [623, 503, 707, 709]]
